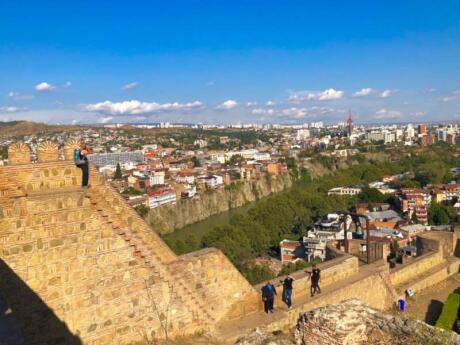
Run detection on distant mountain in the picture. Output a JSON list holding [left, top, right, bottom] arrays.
[[0, 121, 84, 138]]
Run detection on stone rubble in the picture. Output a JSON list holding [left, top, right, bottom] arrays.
[[236, 299, 460, 345]]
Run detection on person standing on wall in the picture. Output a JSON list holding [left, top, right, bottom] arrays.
[[75, 143, 91, 188], [261, 280, 277, 314], [307, 264, 321, 297], [281, 274, 294, 309]]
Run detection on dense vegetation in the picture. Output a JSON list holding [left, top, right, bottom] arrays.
[[163, 146, 460, 283], [435, 293, 460, 331]]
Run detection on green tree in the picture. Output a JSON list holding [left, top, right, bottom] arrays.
[[228, 154, 245, 166], [428, 201, 451, 225], [134, 204, 149, 218], [358, 187, 386, 204], [191, 156, 201, 167], [114, 163, 123, 179]]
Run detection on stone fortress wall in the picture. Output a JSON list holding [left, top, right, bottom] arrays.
[[0, 141, 258, 345], [1, 141, 459, 345]]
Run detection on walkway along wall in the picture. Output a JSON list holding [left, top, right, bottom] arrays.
[[0, 142, 259, 345]]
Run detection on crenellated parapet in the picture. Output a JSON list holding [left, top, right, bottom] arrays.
[[36, 140, 59, 162], [7, 142, 31, 165], [6, 140, 84, 165]]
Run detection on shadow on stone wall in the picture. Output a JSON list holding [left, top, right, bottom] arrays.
[[424, 299, 444, 325], [0, 259, 82, 345]]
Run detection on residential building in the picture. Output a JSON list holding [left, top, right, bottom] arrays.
[[150, 170, 165, 186], [279, 240, 305, 263], [328, 187, 362, 196], [147, 189, 177, 208]]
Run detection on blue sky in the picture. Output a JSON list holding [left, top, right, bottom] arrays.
[[1, 1, 460, 124]]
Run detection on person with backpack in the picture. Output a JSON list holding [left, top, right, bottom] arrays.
[[307, 264, 321, 297], [281, 274, 294, 309], [261, 280, 277, 314], [74, 143, 91, 188]]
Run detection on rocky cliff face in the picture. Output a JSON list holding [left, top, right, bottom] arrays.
[[235, 299, 460, 345], [147, 172, 293, 234]]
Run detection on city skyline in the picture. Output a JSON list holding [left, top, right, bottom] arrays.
[[1, 1, 460, 125]]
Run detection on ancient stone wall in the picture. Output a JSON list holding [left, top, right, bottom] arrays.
[[254, 254, 360, 313], [0, 154, 259, 344], [418, 231, 455, 258], [389, 250, 443, 286]]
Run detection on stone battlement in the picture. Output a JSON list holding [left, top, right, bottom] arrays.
[[0, 148, 258, 344]]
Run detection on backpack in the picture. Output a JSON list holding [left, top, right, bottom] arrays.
[[74, 148, 86, 166], [73, 148, 80, 162]]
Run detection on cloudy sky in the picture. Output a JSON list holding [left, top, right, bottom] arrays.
[[1, 1, 460, 125]]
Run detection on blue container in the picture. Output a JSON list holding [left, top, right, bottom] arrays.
[[398, 299, 405, 312]]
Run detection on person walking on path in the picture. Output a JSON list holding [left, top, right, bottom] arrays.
[[281, 275, 294, 309], [76, 143, 91, 188], [307, 265, 321, 297], [261, 280, 277, 314]]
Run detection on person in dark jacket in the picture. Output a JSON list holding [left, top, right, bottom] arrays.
[[261, 280, 277, 314], [281, 274, 294, 308], [307, 264, 321, 297], [78, 143, 91, 187]]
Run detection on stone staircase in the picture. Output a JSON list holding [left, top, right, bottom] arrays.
[[85, 185, 217, 331]]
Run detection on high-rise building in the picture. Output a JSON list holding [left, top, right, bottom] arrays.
[[347, 113, 353, 136], [418, 124, 427, 135]]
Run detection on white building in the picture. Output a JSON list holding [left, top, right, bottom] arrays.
[[296, 129, 310, 141], [328, 187, 362, 196], [148, 190, 177, 209], [198, 175, 224, 188], [150, 170, 165, 186]]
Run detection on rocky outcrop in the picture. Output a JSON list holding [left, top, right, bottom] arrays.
[[236, 299, 460, 345], [147, 172, 293, 234]]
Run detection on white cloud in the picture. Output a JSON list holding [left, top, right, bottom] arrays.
[[8, 92, 34, 100], [353, 88, 374, 97], [246, 101, 257, 108], [374, 109, 402, 119], [0, 106, 28, 113], [35, 82, 56, 92], [122, 82, 139, 91], [215, 99, 238, 110], [442, 90, 460, 102], [99, 117, 113, 124], [251, 108, 275, 116], [64, 81, 72, 87], [289, 88, 344, 102], [265, 100, 276, 106], [84, 100, 204, 116], [281, 106, 335, 119], [71, 119, 80, 125], [379, 89, 392, 98]]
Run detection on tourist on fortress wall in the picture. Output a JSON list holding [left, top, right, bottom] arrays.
[[76, 143, 91, 187], [281, 274, 294, 309], [307, 265, 321, 297], [261, 280, 277, 314]]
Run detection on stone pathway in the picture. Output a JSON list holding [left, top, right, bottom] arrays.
[[213, 262, 386, 344]]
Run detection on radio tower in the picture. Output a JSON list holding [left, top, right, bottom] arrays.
[[347, 111, 353, 136]]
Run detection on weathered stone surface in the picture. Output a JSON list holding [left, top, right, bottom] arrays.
[[7, 142, 31, 165], [237, 300, 460, 345], [36, 140, 59, 162], [0, 154, 259, 345]]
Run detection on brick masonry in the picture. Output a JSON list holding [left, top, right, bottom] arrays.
[[0, 142, 259, 344]]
